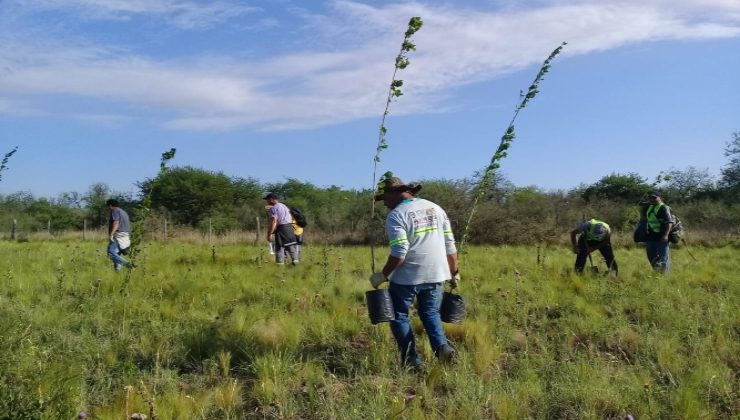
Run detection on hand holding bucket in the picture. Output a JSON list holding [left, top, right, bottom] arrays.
[[366, 273, 394, 324], [450, 270, 460, 289], [369, 272, 387, 289], [441, 274, 466, 324]]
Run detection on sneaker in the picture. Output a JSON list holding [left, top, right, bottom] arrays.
[[292, 260, 299, 266], [436, 344, 457, 364]]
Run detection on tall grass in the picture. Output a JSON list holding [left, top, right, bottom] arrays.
[[0, 240, 737, 418]]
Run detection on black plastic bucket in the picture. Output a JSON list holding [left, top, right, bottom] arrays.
[[366, 289, 395, 324], [633, 220, 648, 243], [440, 291, 466, 324]]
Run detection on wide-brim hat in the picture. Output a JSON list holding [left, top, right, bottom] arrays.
[[374, 176, 422, 201]]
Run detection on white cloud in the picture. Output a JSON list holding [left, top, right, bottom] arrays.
[[10, 0, 259, 29], [0, 0, 738, 131]]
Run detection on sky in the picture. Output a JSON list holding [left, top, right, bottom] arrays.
[[1, 0, 739, 199]]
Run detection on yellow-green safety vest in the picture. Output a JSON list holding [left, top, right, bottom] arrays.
[[646, 204, 664, 233], [586, 219, 610, 241]]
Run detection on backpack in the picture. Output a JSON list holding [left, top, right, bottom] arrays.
[[668, 211, 684, 244], [290, 207, 308, 228]]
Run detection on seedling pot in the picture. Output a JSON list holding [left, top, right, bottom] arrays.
[[366, 288, 395, 324], [440, 291, 466, 324]]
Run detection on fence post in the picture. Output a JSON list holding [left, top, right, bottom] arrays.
[[11, 219, 16, 240], [164, 218, 168, 241], [255, 217, 260, 242], [209, 218, 212, 244], [83, 219, 87, 240], [48, 219, 51, 236]]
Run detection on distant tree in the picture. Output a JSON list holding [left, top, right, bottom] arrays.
[[58, 191, 84, 209], [658, 166, 716, 203], [0, 192, 82, 232], [27, 198, 83, 231], [83, 183, 111, 228], [416, 178, 471, 231], [720, 132, 740, 202], [231, 176, 262, 204], [141, 166, 238, 226], [580, 173, 651, 202], [470, 170, 513, 204]]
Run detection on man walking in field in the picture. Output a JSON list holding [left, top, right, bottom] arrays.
[[642, 191, 673, 272], [370, 175, 460, 371], [264, 193, 300, 265], [106, 199, 133, 272], [570, 218, 618, 276]]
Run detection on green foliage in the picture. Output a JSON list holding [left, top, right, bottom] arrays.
[[720, 132, 740, 202], [580, 172, 652, 202], [0, 192, 84, 233], [373, 16, 423, 166], [82, 182, 113, 228], [144, 166, 235, 226], [654, 166, 716, 203]]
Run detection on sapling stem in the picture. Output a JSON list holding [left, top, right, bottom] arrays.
[[460, 42, 566, 253], [369, 17, 423, 272]]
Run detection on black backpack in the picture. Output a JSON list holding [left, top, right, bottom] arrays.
[[290, 207, 308, 228]]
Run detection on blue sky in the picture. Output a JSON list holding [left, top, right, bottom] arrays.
[[1, 0, 739, 198]]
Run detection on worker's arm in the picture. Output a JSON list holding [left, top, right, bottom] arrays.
[[267, 216, 277, 241], [570, 227, 581, 253], [110, 220, 119, 241], [446, 252, 458, 277], [381, 255, 404, 278]]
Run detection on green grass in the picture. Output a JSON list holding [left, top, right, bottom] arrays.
[[0, 240, 738, 419]]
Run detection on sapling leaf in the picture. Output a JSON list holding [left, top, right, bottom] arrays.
[[0, 146, 19, 182]]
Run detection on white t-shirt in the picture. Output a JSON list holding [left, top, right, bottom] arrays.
[[385, 198, 457, 285]]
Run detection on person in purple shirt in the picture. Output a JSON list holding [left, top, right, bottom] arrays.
[[263, 193, 300, 265]]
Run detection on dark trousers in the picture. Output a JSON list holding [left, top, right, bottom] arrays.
[[575, 235, 618, 274]]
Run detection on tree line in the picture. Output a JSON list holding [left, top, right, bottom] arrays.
[[2, 133, 739, 245]]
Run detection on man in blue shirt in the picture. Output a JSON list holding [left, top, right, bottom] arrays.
[[370, 175, 460, 370], [106, 199, 133, 272]]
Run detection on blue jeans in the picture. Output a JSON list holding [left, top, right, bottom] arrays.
[[388, 282, 448, 366], [646, 240, 670, 272], [107, 240, 131, 272]]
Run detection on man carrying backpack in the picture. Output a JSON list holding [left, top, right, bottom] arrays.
[[643, 191, 673, 273], [570, 218, 618, 276], [263, 193, 300, 265]]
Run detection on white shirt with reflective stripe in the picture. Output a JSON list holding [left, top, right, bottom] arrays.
[[385, 198, 457, 285]]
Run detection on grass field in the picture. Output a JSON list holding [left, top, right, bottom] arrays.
[[0, 240, 738, 419]]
